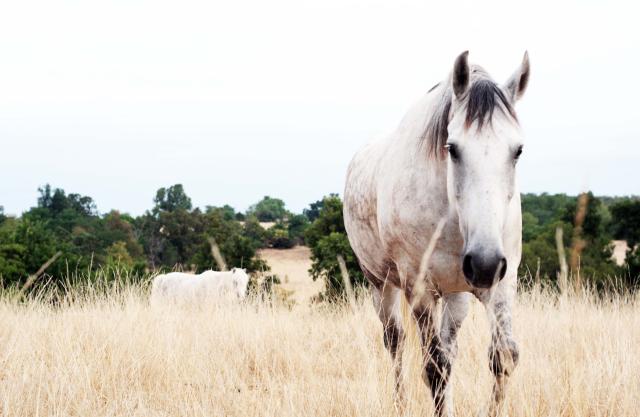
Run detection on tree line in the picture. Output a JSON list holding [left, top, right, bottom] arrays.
[[0, 185, 638, 296], [520, 192, 639, 288]]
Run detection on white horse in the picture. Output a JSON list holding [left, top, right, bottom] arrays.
[[343, 51, 530, 416], [150, 268, 250, 306]]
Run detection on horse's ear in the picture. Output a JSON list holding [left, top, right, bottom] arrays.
[[504, 51, 530, 102], [452, 51, 470, 98]]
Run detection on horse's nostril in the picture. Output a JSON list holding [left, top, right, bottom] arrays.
[[499, 257, 508, 279], [463, 255, 473, 280]]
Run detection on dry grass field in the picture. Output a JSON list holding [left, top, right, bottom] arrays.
[[258, 246, 324, 304], [1, 250, 639, 417]]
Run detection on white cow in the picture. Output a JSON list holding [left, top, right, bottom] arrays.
[[150, 268, 250, 306]]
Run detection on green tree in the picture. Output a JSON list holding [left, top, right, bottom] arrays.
[[101, 211, 144, 260], [309, 232, 363, 298], [0, 215, 27, 284], [105, 241, 135, 269], [521, 211, 541, 242], [286, 214, 309, 245], [266, 223, 295, 249], [153, 184, 192, 214], [0, 243, 26, 284], [12, 217, 60, 279], [206, 205, 236, 222], [561, 193, 619, 281], [519, 192, 571, 282], [37, 184, 97, 217], [519, 220, 569, 280], [8, 185, 109, 281], [138, 207, 204, 269], [521, 193, 573, 225], [305, 195, 365, 299], [139, 184, 205, 269], [1, 185, 277, 287], [247, 196, 288, 222], [190, 207, 267, 272], [610, 199, 640, 247], [610, 199, 640, 285], [304, 195, 346, 248], [304, 195, 334, 222], [242, 216, 268, 248]]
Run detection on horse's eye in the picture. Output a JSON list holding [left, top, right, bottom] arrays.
[[514, 145, 523, 161], [446, 144, 459, 161]]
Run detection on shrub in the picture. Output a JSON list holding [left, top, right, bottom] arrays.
[[305, 195, 365, 299], [267, 225, 295, 249]]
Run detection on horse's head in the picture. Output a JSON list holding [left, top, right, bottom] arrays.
[[445, 51, 530, 289], [231, 268, 249, 299]]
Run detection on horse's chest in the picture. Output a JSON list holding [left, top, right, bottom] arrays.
[[379, 210, 470, 293]]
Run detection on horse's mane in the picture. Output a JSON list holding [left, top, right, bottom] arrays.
[[423, 66, 517, 159]]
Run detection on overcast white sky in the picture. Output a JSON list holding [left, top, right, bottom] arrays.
[[1, 0, 638, 216]]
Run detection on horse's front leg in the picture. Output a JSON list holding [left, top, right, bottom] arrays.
[[479, 280, 519, 417], [371, 283, 406, 403], [413, 292, 470, 417]]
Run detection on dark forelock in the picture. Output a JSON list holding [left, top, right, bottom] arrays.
[[423, 70, 517, 159]]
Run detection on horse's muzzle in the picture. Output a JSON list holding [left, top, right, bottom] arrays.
[[462, 251, 507, 288]]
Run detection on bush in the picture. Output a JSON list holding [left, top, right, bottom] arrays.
[[309, 232, 365, 299], [305, 195, 365, 299], [242, 216, 268, 248], [622, 246, 640, 288], [267, 225, 295, 249], [287, 214, 309, 245]]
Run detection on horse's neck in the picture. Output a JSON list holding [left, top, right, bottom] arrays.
[[386, 91, 450, 209], [393, 101, 448, 181], [380, 132, 448, 214]]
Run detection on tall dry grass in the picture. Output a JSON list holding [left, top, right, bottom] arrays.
[[0, 280, 638, 417]]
